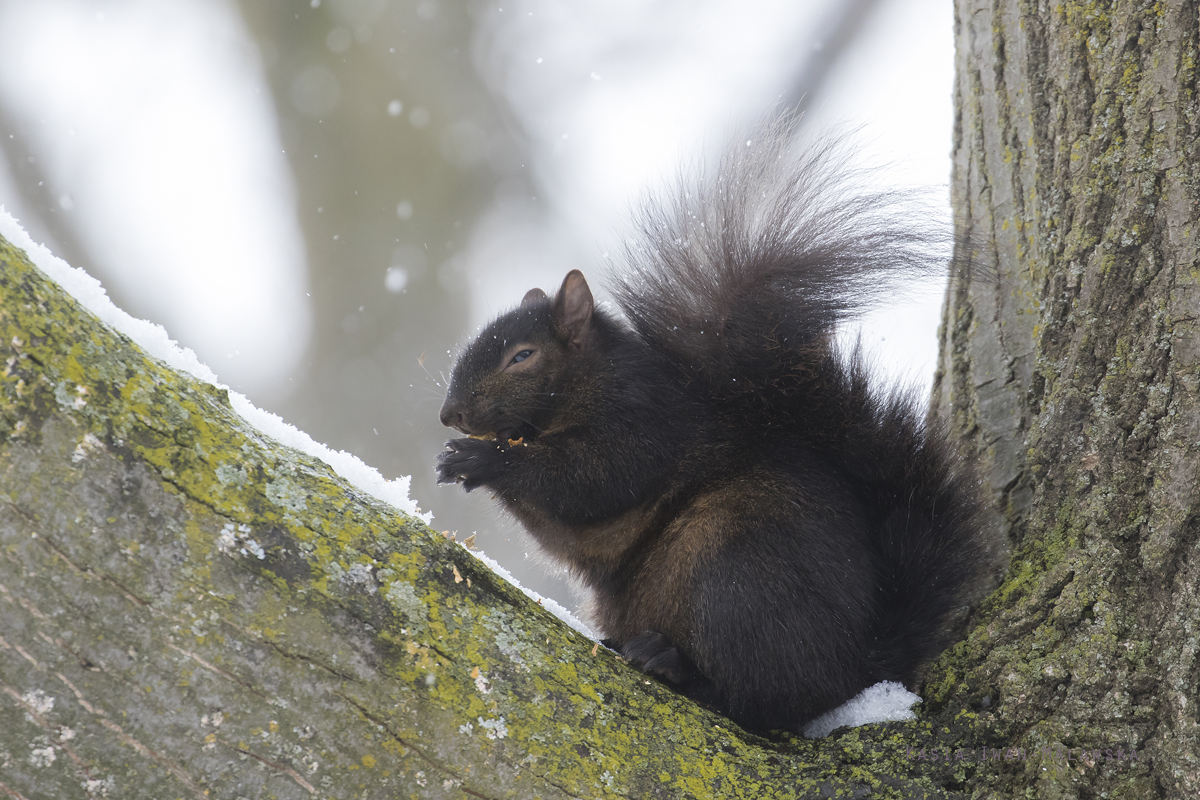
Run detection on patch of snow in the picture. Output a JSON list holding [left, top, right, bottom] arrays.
[[803, 680, 920, 738], [0, 208, 429, 524]]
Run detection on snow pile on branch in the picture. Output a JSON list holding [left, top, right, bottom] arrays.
[[803, 681, 920, 738], [0, 207, 428, 523]]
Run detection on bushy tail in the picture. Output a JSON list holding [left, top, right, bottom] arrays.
[[832, 350, 984, 682], [612, 117, 952, 388], [613, 117, 984, 681]]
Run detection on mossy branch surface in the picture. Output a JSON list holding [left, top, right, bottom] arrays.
[[0, 237, 998, 798]]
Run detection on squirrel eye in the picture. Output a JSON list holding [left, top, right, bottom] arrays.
[[510, 349, 534, 365]]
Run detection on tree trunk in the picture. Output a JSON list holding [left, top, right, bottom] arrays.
[[928, 0, 1200, 797]]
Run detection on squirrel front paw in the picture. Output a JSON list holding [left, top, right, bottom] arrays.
[[435, 438, 508, 492]]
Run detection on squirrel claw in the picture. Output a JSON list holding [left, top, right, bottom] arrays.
[[435, 436, 507, 491]]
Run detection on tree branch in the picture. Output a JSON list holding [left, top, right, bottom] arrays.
[[0, 232, 970, 799]]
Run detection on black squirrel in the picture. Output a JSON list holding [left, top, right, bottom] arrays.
[[435, 124, 981, 733]]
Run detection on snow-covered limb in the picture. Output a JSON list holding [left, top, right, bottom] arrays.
[[0, 227, 959, 799], [0, 206, 426, 524], [1, 205, 922, 732]]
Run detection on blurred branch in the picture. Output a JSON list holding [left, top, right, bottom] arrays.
[[779, 0, 887, 113]]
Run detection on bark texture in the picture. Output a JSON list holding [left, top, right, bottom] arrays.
[[930, 0, 1200, 797]]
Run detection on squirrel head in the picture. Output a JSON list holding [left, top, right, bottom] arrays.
[[439, 270, 596, 441]]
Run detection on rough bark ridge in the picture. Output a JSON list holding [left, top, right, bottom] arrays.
[[0, 238, 995, 799], [930, 0, 1200, 797]]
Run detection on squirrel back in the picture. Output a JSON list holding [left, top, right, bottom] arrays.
[[436, 123, 981, 732]]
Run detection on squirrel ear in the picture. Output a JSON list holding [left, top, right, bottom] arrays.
[[521, 288, 547, 306], [553, 270, 594, 348]]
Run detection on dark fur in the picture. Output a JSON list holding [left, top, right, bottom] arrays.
[[436, 123, 980, 732]]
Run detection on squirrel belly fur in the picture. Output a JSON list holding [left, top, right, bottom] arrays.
[[436, 123, 982, 733]]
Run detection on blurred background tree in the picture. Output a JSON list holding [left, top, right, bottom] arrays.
[[0, 0, 952, 604]]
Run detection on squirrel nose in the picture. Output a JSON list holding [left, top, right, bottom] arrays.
[[438, 399, 467, 431]]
